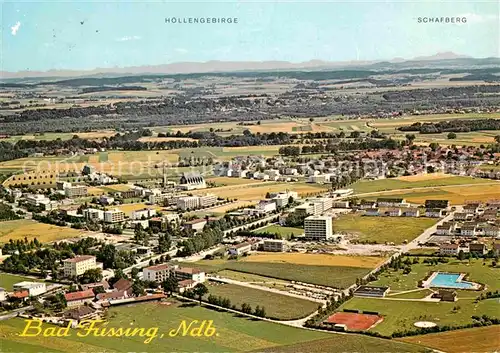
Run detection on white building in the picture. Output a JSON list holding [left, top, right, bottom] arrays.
[[426, 208, 446, 218], [304, 215, 333, 241], [63, 255, 99, 277], [332, 200, 350, 208], [256, 200, 277, 213], [177, 196, 200, 210], [99, 195, 115, 205], [0, 288, 6, 302], [83, 208, 104, 221], [131, 208, 156, 220], [439, 243, 460, 256], [263, 169, 280, 180], [309, 198, 334, 213], [64, 184, 88, 198], [228, 242, 252, 255], [199, 194, 218, 207], [13, 282, 46, 296], [262, 239, 287, 252], [143, 263, 205, 284], [25, 194, 55, 210], [143, 264, 171, 282], [104, 209, 125, 223]]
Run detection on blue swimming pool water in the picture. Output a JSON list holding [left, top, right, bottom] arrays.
[[430, 273, 475, 289]]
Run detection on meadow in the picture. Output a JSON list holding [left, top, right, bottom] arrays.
[[0, 273, 43, 291], [205, 282, 319, 320], [351, 175, 493, 194], [253, 224, 304, 239], [0, 301, 424, 352], [0, 219, 83, 244], [398, 326, 500, 353], [333, 213, 437, 244]]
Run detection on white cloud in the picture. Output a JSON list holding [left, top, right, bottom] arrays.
[[116, 35, 141, 42], [11, 21, 21, 35], [175, 48, 188, 54]]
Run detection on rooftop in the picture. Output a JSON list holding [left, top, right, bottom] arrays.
[[64, 289, 95, 302], [63, 255, 95, 263]]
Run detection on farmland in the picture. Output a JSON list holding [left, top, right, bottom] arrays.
[[0, 219, 83, 244], [253, 224, 304, 239], [205, 282, 319, 320], [0, 273, 43, 291], [184, 257, 373, 289], [192, 182, 329, 202], [351, 175, 493, 194], [398, 326, 500, 353], [333, 213, 437, 244], [0, 301, 422, 353], [362, 183, 500, 205], [239, 253, 386, 268], [338, 297, 498, 337]]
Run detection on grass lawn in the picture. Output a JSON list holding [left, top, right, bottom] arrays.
[[370, 258, 500, 295], [240, 253, 386, 268], [0, 273, 43, 291], [215, 270, 291, 284], [205, 282, 319, 320], [398, 326, 500, 353], [253, 224, 304, 239], [351, 175, 492, 194], [339, 297, 498, 337], [334, 213, 437, 244], [0, 219, 83, 244], [0, 301, 425, 352]]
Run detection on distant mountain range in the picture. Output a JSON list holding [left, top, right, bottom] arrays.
[[1, 52, 498, 80]]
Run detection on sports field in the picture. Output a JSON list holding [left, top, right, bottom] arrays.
[[253, 224, 304, 239], [325, 312, 382, 331], [0, 301, 422, 352], [207, 177, 263, 186], [398, 326, 500, 353], [351, 175, 493, 194], [0, 273, 43, 291], [339, 297, 498, 337], [206, 282, 318, 320], [240, 253, 386, 268], [333, 213, 437, 244], [0, 219, 83, 244]]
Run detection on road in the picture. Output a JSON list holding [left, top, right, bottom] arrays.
[[207, 275, 326, 304]]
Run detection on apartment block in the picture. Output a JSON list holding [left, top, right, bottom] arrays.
[[304, 215, 333, 241], [63, 255, 100, 277], [103, 209, 125, 223]]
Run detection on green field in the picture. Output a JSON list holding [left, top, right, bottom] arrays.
[[253, 224, 304, 239], [386, 289, 434, 299], [334, 213, 437, 244], [181, 260, 370, 289], [351, 176, 492, 194], [0, 302, 424, 352], [206, 282, 318, 320], [371, 258, 500, 295], [339, 297, 498, 337], [0, 273, 43, 291]]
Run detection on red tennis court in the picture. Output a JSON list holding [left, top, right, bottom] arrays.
[[325, 312, 382, 331]]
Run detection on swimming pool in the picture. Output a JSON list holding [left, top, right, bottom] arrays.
[[429, 272, 476, 289]]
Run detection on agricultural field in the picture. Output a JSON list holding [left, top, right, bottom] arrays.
[[0, 219, 83, 244], [364, 183, 500, 205], [253, 224, 304, 239], [192, 182, 328, 202], [205, 282, 319, 320], [0, 301, 421, 353], [184, 257, 374, 289], [398, 326, 500, 353], [114, 203, 165, 216], [351, 174, 493, 194], [333, 213, 437, 244], [4, 130, 116, 142], [207, 177, 263, 186], [239, 253, 386, 269], [370, 258, 500, 296], [0, 273, 43, 291], [338, 297, 498, 337]]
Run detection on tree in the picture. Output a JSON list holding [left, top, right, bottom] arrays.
[[162, 275, 179, 295], [79, 268, 103, 284], [405, 134, 416, 144], [458, 250, 466, 261], [131, 267, 140, 280], [241, 302, 252, 314], [132, 280, 145, 296], [429, 142, 440, 152], [447, 132, 457, 139], [192, 283, 208, 305], [495, 135, 500, 143]]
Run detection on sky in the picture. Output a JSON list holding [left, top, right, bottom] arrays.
[[2, 0, 499, 72]]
